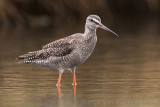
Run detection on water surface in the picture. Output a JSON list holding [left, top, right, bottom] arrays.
[[0, 28, 160, 107]]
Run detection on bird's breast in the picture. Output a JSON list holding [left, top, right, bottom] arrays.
[[78, 35, 97, 62]]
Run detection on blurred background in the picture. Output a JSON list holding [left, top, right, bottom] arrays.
[[0, 0, 159, 33], [0, 0, 160, 107]]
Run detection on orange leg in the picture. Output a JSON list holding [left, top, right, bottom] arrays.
[[57, 73, 62, 86], [57, 84, 62, 97], [72, 72, 77, 85], [73, 84, 76, 96]]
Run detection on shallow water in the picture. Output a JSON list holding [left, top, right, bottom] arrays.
[[0, 28, 160, 107]]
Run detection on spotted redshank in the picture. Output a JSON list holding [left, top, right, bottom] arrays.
[[17, 15, 118, 86]]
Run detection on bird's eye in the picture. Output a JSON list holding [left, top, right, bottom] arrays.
[[90, 19, 94, 22]]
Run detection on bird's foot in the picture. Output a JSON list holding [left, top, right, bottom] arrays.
[[56, 83, 61, 87], [72, 83, 77, 85]]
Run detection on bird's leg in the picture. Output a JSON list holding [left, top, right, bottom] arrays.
[[57, 72, 64, 87], [72, 72, 77, 85], [56, 69, 64, 86], [57, 73, 62, 86], [71, 67, 77, 85]]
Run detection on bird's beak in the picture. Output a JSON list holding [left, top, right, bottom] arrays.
[[98, 23, 119, 37]]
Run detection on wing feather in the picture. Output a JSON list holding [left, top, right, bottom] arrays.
[[18, 40, 74, 63]]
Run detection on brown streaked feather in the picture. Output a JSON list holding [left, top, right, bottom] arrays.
[[42, 39, 66, 49], [42, 40, 74, 57]]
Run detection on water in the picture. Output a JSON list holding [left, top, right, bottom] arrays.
[[0, 28, 160, 107]]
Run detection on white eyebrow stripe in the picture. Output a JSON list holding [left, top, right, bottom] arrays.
[[92, 18, 99, 24]]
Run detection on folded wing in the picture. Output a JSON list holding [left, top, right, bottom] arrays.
[[18, 40, 74, 63]]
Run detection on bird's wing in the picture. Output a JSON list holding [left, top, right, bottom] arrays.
[[18, 40, 74, 61], [42, 39, 75, 57], [42, 38, 69, 49]]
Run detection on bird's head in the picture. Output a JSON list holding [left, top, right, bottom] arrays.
[[86, 15, 118, 37]]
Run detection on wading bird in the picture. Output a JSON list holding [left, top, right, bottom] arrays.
[[17, 15, 118, 86]]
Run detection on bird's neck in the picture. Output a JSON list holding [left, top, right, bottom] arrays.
[[84, 26, 97, 38]]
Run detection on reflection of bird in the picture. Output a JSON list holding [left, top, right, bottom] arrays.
[[17, 15, 118, 86]]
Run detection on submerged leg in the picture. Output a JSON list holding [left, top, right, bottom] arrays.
[[57, 83, 62, 96], [71, 67, 77, 85]]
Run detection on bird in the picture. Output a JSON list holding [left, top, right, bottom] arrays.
[[17, 15, 118, 86]]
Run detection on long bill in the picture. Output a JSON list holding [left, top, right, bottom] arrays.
[[98, 23, 119, 37]]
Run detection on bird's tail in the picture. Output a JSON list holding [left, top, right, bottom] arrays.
[[17, 51, 38, 64]]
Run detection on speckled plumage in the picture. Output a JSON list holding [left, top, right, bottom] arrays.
[[18, 31, 97, 71], [18, 15, 118, 85]]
